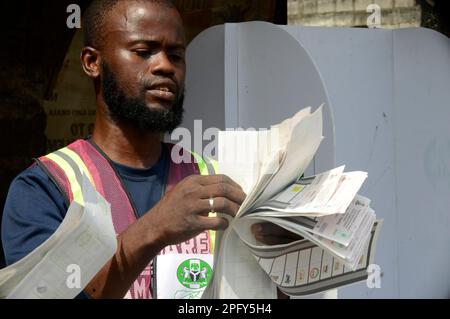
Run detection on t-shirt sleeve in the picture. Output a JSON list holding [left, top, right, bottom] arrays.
[[1, 164, 68, 266], [1, 164, 92, 299]]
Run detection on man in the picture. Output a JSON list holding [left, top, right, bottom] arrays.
[[1, 0, 299, 299]]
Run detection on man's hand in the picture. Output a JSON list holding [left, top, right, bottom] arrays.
[[251, 222, 303, 299], [251, 223, 303, 245], [146, 174, 246, 246], [85, 174, 245, 298]]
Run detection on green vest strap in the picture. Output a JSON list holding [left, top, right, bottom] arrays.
[[44, 147, 95, 206], [188, 150, 218, 253]]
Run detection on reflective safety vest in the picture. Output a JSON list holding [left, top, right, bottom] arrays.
[[35, 139, 218, 299]]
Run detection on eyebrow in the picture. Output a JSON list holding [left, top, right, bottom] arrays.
[[127, 39, 186, 50]]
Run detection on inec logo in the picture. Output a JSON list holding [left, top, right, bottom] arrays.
[[177, 258, 212, 289]]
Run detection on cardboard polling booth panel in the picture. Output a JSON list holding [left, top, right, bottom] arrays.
[[173, 22, 450, 298]]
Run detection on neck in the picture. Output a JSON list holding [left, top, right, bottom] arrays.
[[92, 107, 164, 169]]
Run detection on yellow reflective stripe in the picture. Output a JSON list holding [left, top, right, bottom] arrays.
[[58, 148, 95, 186], [190, 151, 208, 176], [201, 155, 218, 251], [45, 153, 84, 205], [204, 157, 218, 254], [209, 158, 218, 174], [190, 150, 218, 176], [188, 150, 218, 254], [209, 229, 216, 254]]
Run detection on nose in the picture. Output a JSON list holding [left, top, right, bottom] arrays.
[[151, 51, 175, 77]]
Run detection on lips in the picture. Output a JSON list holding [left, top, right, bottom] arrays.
[[146, 81, 177, 103], [147, 88, 175, 102]]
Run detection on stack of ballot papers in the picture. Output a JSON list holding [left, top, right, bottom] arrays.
[[203, 105, 383, 298], [0, 175, 117, 299]]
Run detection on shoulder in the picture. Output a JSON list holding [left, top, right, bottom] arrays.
[[2, 163, 68, 265], [12, 162, 56, 186], [10, 163, 67, 203], [3, 162, 68, 224]]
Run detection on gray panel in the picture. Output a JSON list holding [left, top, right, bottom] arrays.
[[224, 24, 240, 129], [393, 28, 450, 298], [169, 25, 225, 157], [235, 22, 335, 175], [284, 26, 398, 298]]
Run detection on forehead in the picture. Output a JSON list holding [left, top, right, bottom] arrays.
[[103, 1, 185, 45]]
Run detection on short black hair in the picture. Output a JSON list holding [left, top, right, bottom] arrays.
[[83, 0, 176, 48]]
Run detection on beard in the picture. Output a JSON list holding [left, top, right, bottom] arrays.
[[101, 62, 184, 133]]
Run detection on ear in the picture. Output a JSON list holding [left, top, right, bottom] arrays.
[[80, 47, 101, 79]]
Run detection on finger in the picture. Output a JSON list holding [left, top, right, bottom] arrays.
[[252, 223, 303, 240], [254, 234, 302, 246], [199, 197, 241, 217], [197, 216, 230, 231], [200, 183, 246, 205], [196, 174, 244, 191], [251, 223, 262, 236]]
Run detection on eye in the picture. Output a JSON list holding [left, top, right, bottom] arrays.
[[170, 54, 183, 61], [134, 50, 151, 58], [169, 52, 185, 62]]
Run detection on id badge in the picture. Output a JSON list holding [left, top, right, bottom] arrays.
[[156, 254, 214, 299]]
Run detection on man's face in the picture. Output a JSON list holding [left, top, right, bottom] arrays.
[[99, 1, 186, 132]]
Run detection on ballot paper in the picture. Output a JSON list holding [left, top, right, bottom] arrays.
[[205, 106, 383, 298], [0, 175, 117, 299]]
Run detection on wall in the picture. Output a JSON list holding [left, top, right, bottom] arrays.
[[288, 0, 421, 27]]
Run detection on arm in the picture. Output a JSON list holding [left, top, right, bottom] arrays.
[[2, 166, 68, 266], [2, 168, 245, 299], [84, 174, 246, 299], [2, 166, 92, 299]]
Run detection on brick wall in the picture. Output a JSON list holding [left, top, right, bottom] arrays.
[[177, 0, 285, 42], [288, 0, 421, 28]]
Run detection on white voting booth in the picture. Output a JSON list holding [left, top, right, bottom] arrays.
[[174, 22, 450, 298]]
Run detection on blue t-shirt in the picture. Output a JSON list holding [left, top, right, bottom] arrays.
[[1, 143, 169, 297]]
